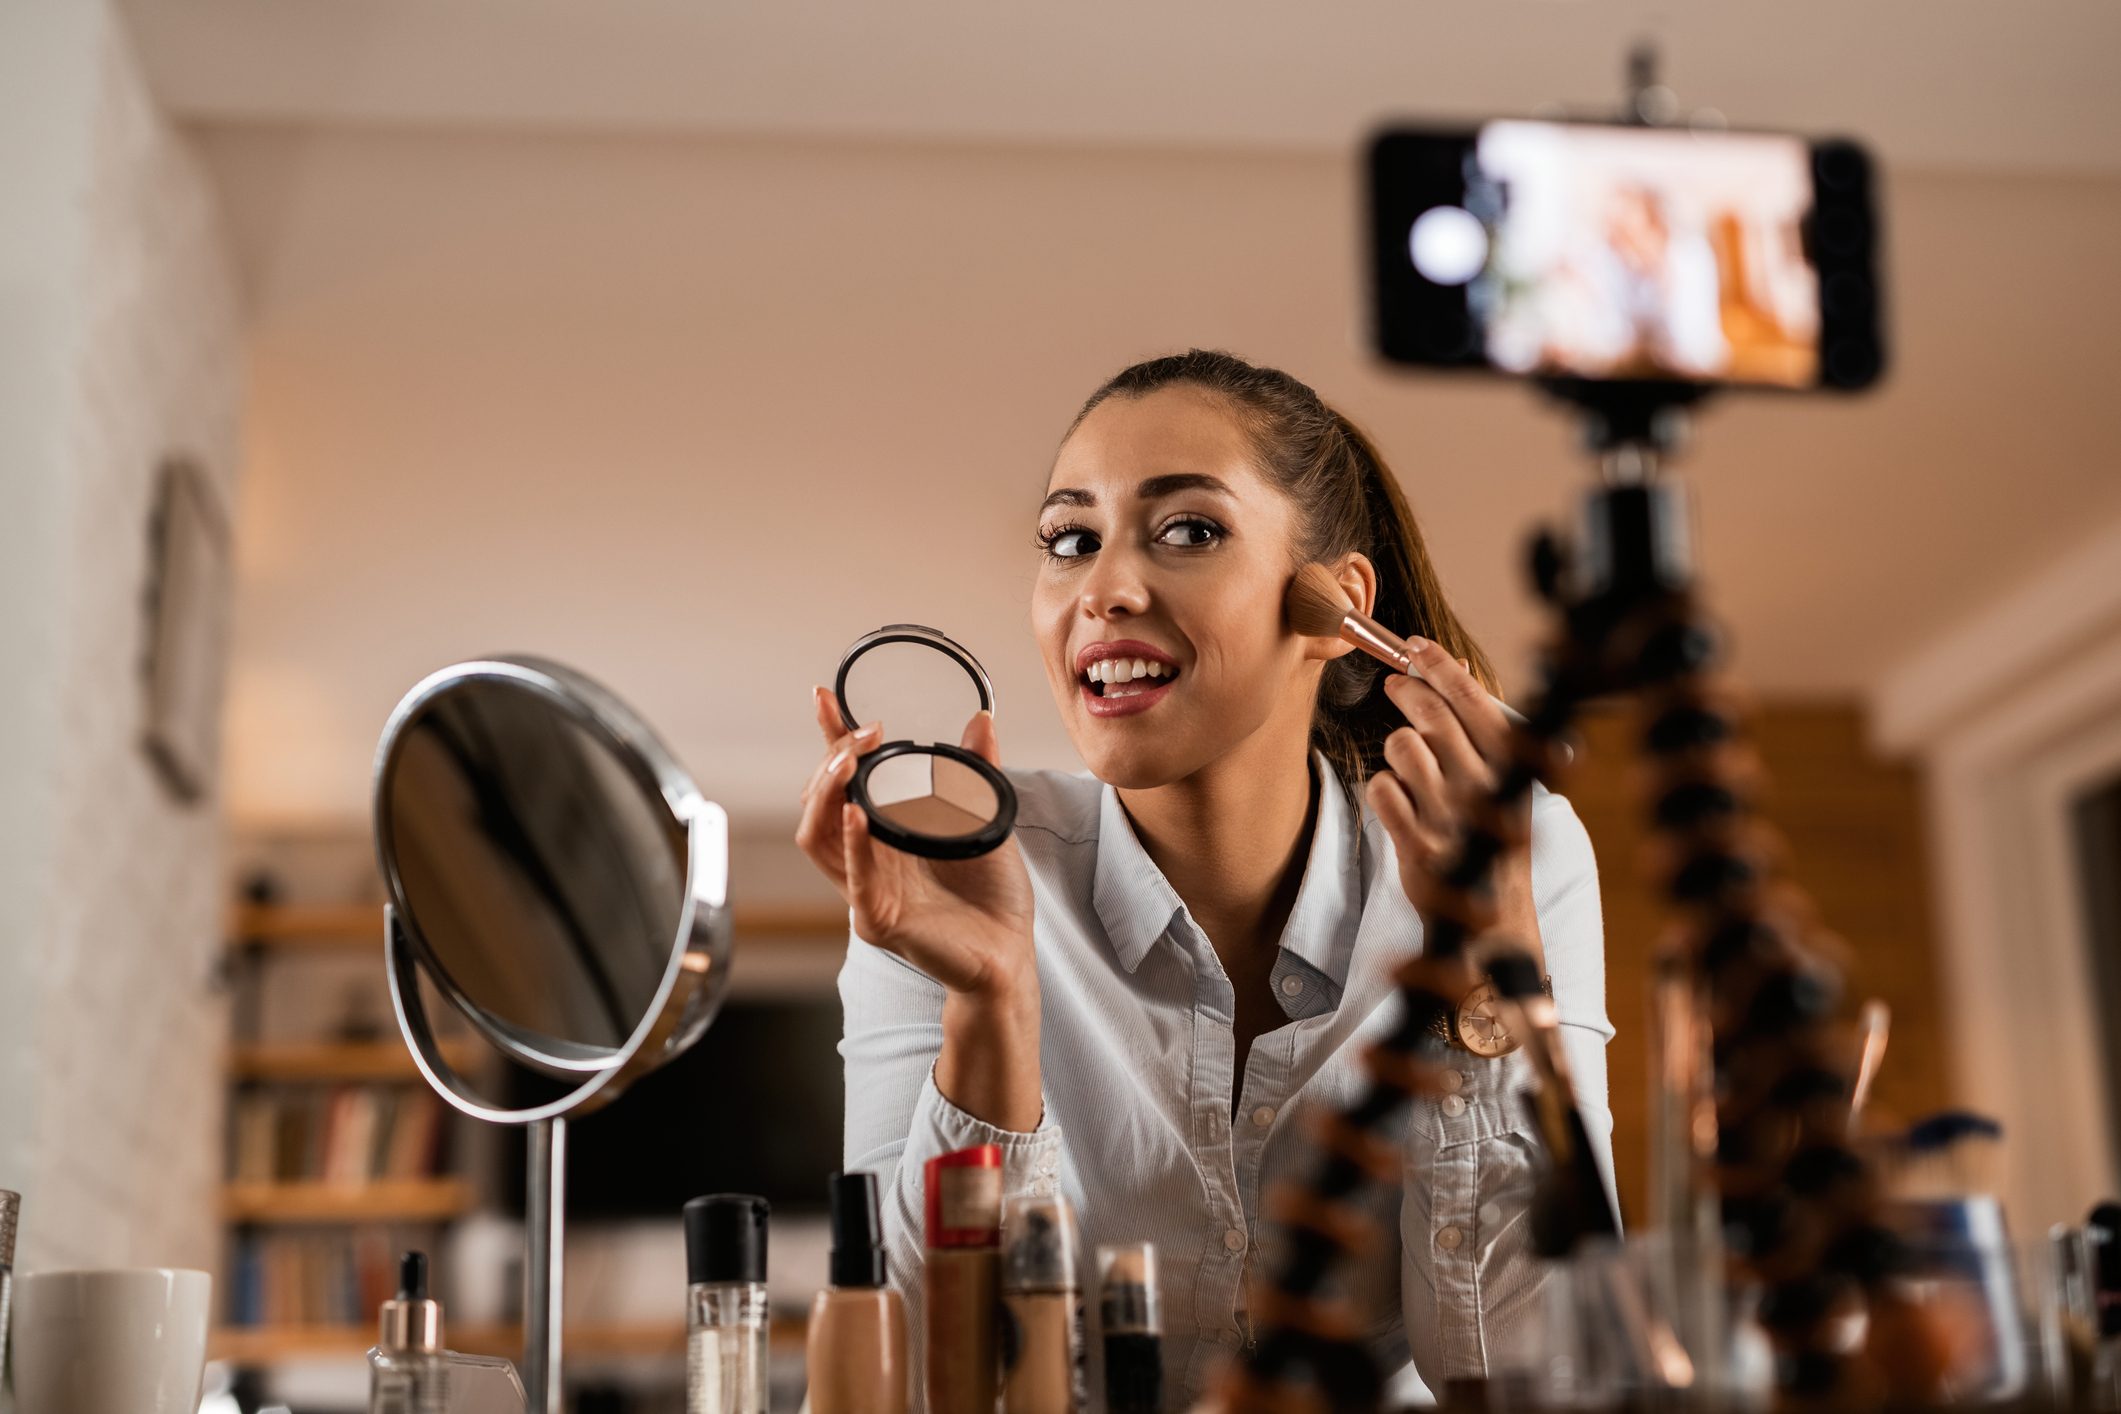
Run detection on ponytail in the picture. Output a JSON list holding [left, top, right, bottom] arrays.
[[1069, 349, 1500, 795], [1315, 412, 1500, 788]]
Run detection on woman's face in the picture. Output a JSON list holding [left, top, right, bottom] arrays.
[[1033, 385, 1345, 790]]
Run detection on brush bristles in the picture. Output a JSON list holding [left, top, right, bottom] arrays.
[[1286, 563, 1356, 638]]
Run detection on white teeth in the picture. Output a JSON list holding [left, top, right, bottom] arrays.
[[1131, 658, 1148, 680], [1114, 659, 1136, 683], [1082, 654, 1177, 689]]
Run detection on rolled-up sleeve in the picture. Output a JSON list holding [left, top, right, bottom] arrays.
[[838, 931, 1064, 1388], [1399, 785, 1614, 1393]]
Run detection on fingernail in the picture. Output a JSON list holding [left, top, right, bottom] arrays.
[[826, 748, 849, 773], [856, 721, 882, 739], [1407, 635, 1436, 654], [1457, 656, 1470, 670]]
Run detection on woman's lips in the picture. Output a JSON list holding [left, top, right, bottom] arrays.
[[1080, 675, 1176, 718]]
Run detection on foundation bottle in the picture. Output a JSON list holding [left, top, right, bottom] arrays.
[[999, 1194, 1086, 1414], [685, 1193, 771, 1414], [923, 1145, 1003, 1414], [806, 1172, 908, 1414], [1097, 1243, 1163, 1414]]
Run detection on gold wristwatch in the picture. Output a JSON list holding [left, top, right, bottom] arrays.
[[1429, 975, 1553, 1059]]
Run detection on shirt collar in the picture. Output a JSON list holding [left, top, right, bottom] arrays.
[[1091, 752, 1366, 984]]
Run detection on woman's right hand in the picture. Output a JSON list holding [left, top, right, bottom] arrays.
[[794, 685, 1037, 1003]]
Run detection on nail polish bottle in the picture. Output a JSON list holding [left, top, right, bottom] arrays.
[[806, 1172, 908, 1414], [686, 1194, 771, 1414]]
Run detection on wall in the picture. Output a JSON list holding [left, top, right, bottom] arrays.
[[0, 1, 245, 1272], [196, 127, 2121, 829], [1568, 703, 1951, 1220]]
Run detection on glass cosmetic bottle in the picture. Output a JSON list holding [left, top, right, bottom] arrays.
[[1098, 1243, 1163, 1414], [1000, 1194, 1086, 1414], [806, 1172, 908, 1414], [370, 1251, 447, 1414], [685, 1193, 771, 1414]]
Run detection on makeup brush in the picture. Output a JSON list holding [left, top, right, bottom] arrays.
[[1285, 562, 1568, 759]]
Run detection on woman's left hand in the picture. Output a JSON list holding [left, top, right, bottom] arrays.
[[1365, 637, 1543, 965]]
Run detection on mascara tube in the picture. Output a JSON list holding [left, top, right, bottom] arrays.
[[1098, 1243, 1162, 1414], [925, 1146, 1003, 1414]]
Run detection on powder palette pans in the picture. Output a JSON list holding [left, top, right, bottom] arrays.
[[833, 624, 1018, 860]]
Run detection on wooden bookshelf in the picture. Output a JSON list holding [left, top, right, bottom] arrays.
[[229, 1039, 480, 1082], [209, 1316, 806, 1362], [222, 1178, 476, 1225], [228, 901, 848, 949]]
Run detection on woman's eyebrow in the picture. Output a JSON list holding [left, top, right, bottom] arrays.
[[1038, 472, 1235, 516]]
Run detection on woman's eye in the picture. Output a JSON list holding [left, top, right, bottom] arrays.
[[1042, 527, 1099, 559], [1155, 518, 1223, 549]]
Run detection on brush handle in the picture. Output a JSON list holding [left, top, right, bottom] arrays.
[[1338, 609, 1558, 752]]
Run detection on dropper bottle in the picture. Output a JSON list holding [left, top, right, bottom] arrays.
[[369, 1251, 448, 1414]]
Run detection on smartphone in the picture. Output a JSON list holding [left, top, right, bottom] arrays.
[[1367, 119, 1884, 391]]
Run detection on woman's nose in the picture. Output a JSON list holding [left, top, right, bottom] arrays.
[[1078, 550, 1150, 620]]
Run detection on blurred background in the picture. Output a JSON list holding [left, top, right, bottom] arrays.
[[2, 0, 2118, 1408]]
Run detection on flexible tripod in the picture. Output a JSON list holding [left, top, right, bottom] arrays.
[[1219, 379, 1940, 1412]]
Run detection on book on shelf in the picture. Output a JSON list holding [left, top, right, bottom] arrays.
[[228, 1227, 419, 1328], [230, 1084, 449, 1186]]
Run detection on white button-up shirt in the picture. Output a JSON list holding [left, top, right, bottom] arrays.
[[840, 754, 1613, 1406]]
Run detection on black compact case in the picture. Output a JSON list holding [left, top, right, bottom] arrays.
[[833, 624, 1017, 860]]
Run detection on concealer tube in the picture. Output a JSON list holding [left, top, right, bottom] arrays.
[[999, 1194, 1086, 1414], [1097, 1243, 1162, 1414], [924, 1145, 1003, 1414], [807, 1172, 908, 1414]]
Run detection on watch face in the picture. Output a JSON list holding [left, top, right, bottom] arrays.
[[1456, 981, 1519, 1059]]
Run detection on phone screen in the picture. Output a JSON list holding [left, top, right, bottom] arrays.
[[1368, 121, 1883, 390]]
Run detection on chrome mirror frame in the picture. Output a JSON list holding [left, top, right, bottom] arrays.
[[373, 655, 733, 1412]]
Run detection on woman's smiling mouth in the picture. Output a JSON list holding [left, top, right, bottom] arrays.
[[1076, 641, 1181, 718]]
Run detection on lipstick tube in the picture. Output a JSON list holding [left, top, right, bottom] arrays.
[[924, 1146, 1003, 1414]]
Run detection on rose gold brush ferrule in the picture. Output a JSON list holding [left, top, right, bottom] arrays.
[[1338, 611, 1418, 676]]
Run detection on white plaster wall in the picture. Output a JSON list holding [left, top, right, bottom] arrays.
[[0, 1, 245, 1274]]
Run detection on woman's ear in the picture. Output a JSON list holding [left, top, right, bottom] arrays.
[[1301, 553, 1380, 662]]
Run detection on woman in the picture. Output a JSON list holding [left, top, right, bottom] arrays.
[[796, 350, 1611, 1402]]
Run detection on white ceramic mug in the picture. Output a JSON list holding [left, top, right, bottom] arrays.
[[13, 1267, 213, 1414]]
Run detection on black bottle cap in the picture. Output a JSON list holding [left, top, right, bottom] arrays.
[[685, 1194, 769, 1286], [828, 1172, 886, 1289], [398, 1250, 429, 1301]]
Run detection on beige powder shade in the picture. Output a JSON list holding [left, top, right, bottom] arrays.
[[871, 754, 1001, 837]]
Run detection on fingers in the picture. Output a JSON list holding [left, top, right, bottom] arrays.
[[1382, 725, 1450, 822], [1367, 771, 1449, 872], [1384, 673, 1498, 798], [959, 709, 1000, 767], [1397, 639, 1511, 761], [795, 718, 883, 889], [841, 802, 894, 941], [812, 684, 863, 746]]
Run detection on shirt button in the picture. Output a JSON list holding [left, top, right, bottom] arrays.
[[1440, 1070, 1464, 1093], [1478, 1202, 1503, 1228], [1437, 1226, 1464, 1251], [1280, 975, 1304, 997], [1224, 1228, 1247, 1253], [1441, 1094, 1467, 1118], [1251, 1105, 1276, 1128]]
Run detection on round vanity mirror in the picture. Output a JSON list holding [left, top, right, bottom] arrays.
[[373, 656, 732, 1123]]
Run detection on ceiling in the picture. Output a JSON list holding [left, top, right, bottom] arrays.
[[123, 0, 2121, 176]]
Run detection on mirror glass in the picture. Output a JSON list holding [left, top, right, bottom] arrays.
[[838, 632, 988, 749], [381, 677, 688, 1055]]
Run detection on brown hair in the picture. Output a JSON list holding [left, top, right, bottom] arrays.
[[1068, 349, 1501, 791]]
